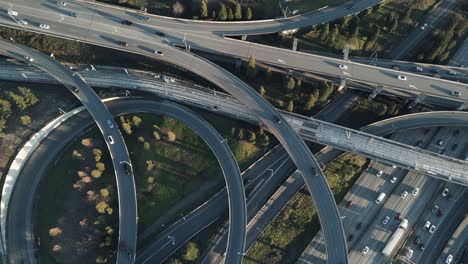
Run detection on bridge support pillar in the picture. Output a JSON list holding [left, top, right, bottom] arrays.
[[368, 86, 383, 100]]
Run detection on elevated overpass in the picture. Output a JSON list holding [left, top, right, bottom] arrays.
[[0, 40, 138, 264], [2, 64, 467, 186]]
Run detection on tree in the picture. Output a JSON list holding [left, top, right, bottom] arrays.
[[96, 201, 109, 214], [246, 55, 257, 78], [227, 8, 234, 20], [138, 136, 145, 143], [237, 128, 244, 140], [218, 4, 227, 21], [96, 162, 105, 172], [134, 0, 147, 10], [173, 1, 185, 17], [20, 115, 31, 125], [183, 242, 200, 261], [246, 7, 252, 20], [100, 188, 109, 197], [401, 7, 413, 24], [261, 134, 270, 147], [234, 3, 242, 20], [304, 90, 319, 110], [167, 131, 176, 142], [319, 81, 334, 102], [369, 26, 380, 45], [199, 0, 208, 18], [390, 19, 398, 33], [153, 131, 161, 140], [286, 100, 294, 112], [132, 116, 142, 126], [122, 122, 132, 135], [248, 132, 256, 143], [96, 256, 107, 263], [321, 24, 330, 41], [146, 160, 156, 171], [91, 170, 102, 178], [349, 16, 360, 37], [286, 77, 296, 90], [144, 142, 150, 150], [330, 26, 339, 43], [266, 67, 272, 82], [258, 85, 266, 96]]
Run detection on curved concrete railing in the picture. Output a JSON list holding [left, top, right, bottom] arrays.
[[0, 106, 86, 255]]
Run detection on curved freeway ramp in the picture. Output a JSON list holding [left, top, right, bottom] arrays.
[[0, 39, 137, 264], [4, 98, 246, 264]]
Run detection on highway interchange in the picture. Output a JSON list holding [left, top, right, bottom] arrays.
[[0, 0, 467, 263]]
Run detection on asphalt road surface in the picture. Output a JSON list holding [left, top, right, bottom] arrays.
[[0, 0, 467, 103], [0, 40, 137, 264], [390, 0, 459, 60], [0, 4, 350, 263]]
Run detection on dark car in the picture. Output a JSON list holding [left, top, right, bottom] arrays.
[[274, 116, 282, 124], [121, 20, 132, 25], [119, 241, 127, 251], [439, 148, 447, 155], [453, 129, 460, 136], [347, 234, 354, 241], [118, 41, 128, 46], [451, 144, 458, 151], [121, 161, 131, 175], [416, 140, 423, 148], [414, 236, 421, 245], [419, 243, 425, 251], [311, 167, 318, 176], [69, 12, 78, 17], [395, 212, 402, 220], [155, 31, 165, 37], [356, 222, 362, 230], [436, 209, 444, 217], [346, 200, 353, 208]]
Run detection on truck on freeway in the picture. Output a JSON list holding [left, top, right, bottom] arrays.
[[382, 219, 409, 257]]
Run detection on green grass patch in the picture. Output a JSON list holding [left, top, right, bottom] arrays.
[[245, 153, 368, 264]]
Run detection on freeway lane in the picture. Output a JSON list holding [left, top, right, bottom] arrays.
[[3, 0, 383, 35], [0, 64, 467, 184], [0, 40, 137, 264], [1, 1, 467, 104]]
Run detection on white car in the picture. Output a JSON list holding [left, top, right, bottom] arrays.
[[56, 1, 67, 6], [406, 249, 414, 258], [376, 170, 383, 177], [107, 135, 114, 144], [39, 24, 50, 29], [382, 216, 390, 225], [107, 120, 114, 128], [154, 50, 164, 56], [362, 246, 369, 255], [446, 254, 453, 264], [401, 191, 408, 199], [7, 9, 18, 16], [390, 176, 397, 183], [412, 188, 419, 196], [397, 75, 407, 80], [339, 64, 348, 70], [19, 19, 28, 25], [442, 188, 449, 197], [429, 225, 436, 234], [421, 23, 428, 30], [24, 56, 33, 62], [423, 221, 431, 230]]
